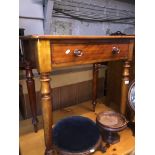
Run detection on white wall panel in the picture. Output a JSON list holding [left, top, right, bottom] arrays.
[[19, 18, 44, 35], [19, 0, 44, 34], [19, 0, 44, 18]]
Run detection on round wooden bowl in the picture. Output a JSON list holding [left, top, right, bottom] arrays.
[[96, 111, 127, 132], [96, 111, 128, 144]]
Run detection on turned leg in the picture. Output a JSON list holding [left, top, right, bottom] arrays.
[[40, 73, 53, 155], [120, 61, 131, 114], [19, 84, 26, 119], [92, 63, 99, 112], [25, 61, 38, 132]]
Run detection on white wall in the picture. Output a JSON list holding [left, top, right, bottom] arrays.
[[51, 17, 134, 35], [50, 0, 135, 35], [19, 0, 135, 35], [19, 0, 44, 35]]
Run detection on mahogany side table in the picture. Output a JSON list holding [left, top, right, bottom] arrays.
[[20, 35, 134, 155]]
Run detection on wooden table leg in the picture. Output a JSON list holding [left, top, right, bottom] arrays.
[[120, 61, 131, 114], [25, 62, 38, 132], [40, 73, 53, 155], [92, 63, 99, 112], [19, 84, 26, 119]]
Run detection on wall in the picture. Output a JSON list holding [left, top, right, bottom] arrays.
[[19, 0, 44, 35], [50, 0, 135, 35], [19, 0, 135, 35], [51, 18, 134, 35]]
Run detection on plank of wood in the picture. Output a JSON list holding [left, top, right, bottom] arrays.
[[20, 100, 135, 155]]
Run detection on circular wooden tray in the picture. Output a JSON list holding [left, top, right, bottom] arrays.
[[96, 111, 127, 132]]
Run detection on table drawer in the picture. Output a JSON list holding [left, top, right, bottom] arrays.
[[51, 43, 129, 65]]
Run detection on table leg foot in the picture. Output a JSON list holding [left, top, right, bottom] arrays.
[[92, 101, 97, 112], [45, 149, 54, 155], [32, 117, 39, 132]]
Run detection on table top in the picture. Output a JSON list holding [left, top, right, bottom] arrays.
[[20, 35, 135, 40], [20, 35, 135, 72]]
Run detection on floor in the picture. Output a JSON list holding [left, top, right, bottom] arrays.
[[19, 100, 135, 155]]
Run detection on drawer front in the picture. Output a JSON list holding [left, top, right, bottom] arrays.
[[51, 43, 129, 65]]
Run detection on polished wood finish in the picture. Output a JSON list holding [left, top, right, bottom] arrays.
[[120, 42, 134, 114], [25, 61, 38, 132], [21, 35, 134, 69], [92, 63, 99, 111], [106, 61, 123, 111], [106, 47, 135, 117], [20, 35, 134, 39], [121, 61, 131, 114], [36, 40, 52, 73], [20, 28, 39, 132], [92, 62, 108, 110], [19, 84, 26, 119], [40, 73, 53, 155], [20, 35, 134, 154], [51, 43, 128, 66]]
